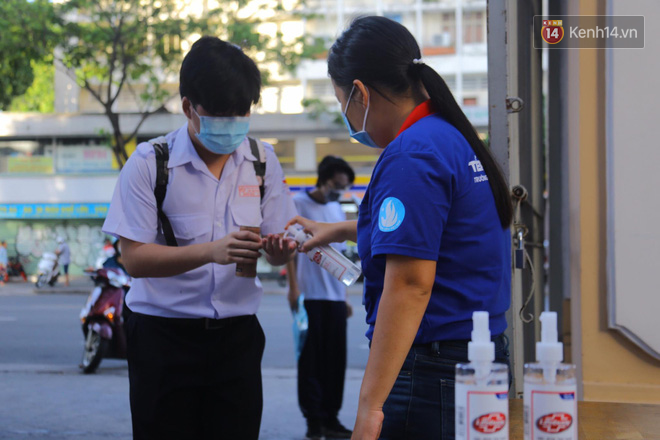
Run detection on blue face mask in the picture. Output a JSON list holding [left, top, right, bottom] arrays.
[[192, 107, 250, 155], [341, 85, 380, 148]]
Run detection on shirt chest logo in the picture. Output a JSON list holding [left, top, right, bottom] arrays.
[[238, 185, 260, 197], [378, 197, 405, 232]]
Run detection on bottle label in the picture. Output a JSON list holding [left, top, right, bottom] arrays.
[[456, 383, 509, 440], [310, 249, 347, 279], [523, 384, 577, 440]]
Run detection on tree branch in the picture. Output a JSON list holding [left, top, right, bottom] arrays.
[[124, 102, 170, 146]]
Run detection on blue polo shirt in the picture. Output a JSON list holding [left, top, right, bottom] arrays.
[[357, 105, 511, 344]]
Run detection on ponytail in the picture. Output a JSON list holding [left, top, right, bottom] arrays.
[[418, 65, 513, 228], [329, 16, 513, 228]]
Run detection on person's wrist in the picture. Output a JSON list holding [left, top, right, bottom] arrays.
[[358, 391, 384, 411], [200, 242, 214, 265]]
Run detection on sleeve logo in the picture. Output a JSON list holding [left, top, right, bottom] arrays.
[[378, 197, 405, 232], [468, 155, 489, 183]]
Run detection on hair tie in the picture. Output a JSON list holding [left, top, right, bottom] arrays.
[[412, 58, 425, 65]]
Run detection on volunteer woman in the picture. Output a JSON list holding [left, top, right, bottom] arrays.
[[288, 16, 512, 440]]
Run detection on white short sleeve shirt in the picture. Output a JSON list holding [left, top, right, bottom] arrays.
[[102, 124, 297, 318]]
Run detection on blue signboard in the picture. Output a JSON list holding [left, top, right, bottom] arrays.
[[0, 203, 110, 219]]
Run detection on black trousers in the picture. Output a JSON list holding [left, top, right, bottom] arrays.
[[125, 311, 265, 440], [298, 299, 347, 423]]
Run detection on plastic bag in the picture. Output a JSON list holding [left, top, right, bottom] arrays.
[[292, 294, 308, 361]]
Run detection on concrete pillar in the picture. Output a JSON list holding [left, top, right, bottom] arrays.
[[294, 136, 317, 172], [54, 55, 80, 114]]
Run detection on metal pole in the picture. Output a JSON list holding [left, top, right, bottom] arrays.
[[547, 0, 570, 359], [487, 0, 524, 397], [487, 0, 509, 178], [456, 0, 464, 106], [416, 0, 423, 51]]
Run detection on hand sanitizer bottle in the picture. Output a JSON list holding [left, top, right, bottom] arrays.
[[523, 312, 577, 440], [284, 225, 362, 287], [455, 311, 509, 440]]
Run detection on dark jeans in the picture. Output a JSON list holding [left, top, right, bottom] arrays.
[[380, 334, 510, 440], [125, 311, 265, 440], [298, 299, 347, 423]]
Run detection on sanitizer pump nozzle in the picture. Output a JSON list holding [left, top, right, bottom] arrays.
[[536, 311, 563, 384], [468, 311, 495, 382]]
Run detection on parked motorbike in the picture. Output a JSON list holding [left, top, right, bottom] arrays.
[[79, 267, 130, 374], [8, 256, 28, 282], [35, 252, 60, 288]]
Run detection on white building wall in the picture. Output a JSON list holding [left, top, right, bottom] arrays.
[[2, 175, 117, 204]]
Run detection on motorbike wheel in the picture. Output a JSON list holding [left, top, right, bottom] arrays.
[[81, 328, 109, 374], [35, 274, 48, 288]]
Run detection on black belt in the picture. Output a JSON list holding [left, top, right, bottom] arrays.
[[135, 312, 249, 330], [412, 334, 507, 352]]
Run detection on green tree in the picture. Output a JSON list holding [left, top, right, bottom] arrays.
[[0, 0, 57, 110], [9, 58, 55, 113], [55, 0, 324, 167]]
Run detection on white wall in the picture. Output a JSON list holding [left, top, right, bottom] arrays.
[[3, 175, 118, 204], [607, 0, 660, 360]]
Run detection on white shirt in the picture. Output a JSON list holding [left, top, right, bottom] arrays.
[[293, 191, 347, 301], [103, 124, 297, 319], [57, 243, 71, 265]]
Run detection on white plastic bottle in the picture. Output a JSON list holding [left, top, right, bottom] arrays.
[[455, 311, 509, 440], [523, 312, 577, 440], [284, 225, 362, 287]]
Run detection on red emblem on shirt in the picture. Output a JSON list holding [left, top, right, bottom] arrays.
[[239, 185, 260, 197], [536, 412, 572, 433], [473, 412, 507, 433]]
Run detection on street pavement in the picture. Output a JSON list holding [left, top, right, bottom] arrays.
[[0, 277, 368, 440]]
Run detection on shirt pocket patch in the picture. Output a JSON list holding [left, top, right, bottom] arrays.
[[238, 185, 261, 198], [168, 213, 211, 242], [230, 197, 262, 229]]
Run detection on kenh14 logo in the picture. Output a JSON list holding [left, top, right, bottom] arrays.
[[542, 20, 564, 44]]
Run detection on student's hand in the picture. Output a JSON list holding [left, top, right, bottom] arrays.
[[210, 230, 262, 265], [351, 406, 384, 440], [346, 301, 353, 318], [288, 286, 300, 312], [285, 216, 336, 253], [261, 234, 297, 267]]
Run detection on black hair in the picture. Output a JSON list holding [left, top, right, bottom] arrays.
[[179, 36, 261, 116], [317, 155, 356, 187], [328, 16, 513, 228]]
